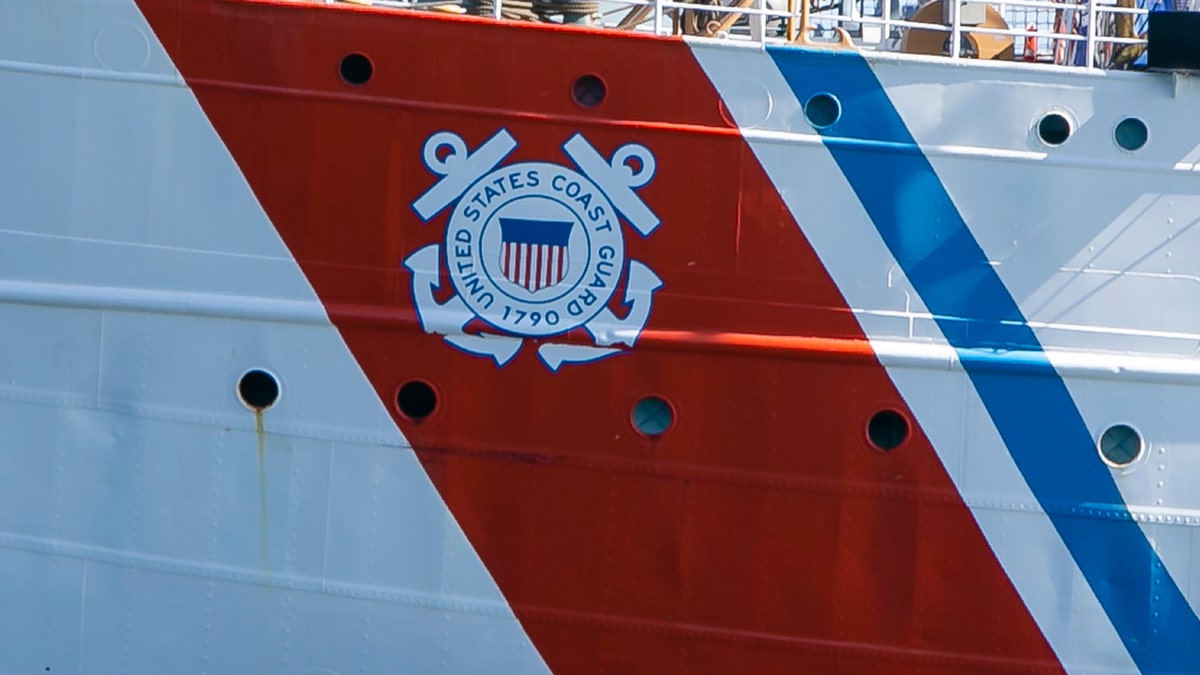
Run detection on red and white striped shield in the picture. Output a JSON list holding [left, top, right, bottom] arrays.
[[499, 217, 573, 292]]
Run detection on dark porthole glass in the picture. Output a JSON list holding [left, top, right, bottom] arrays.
[[238, 369, 280, 411], [804, 92, 842, 130], [1114, 117, 1149, 151], [397, 381, 438, 421], [340, 53, 373, 86], [867, 409, 909, 451], [1038, 112, 1072, 146], [572, 74, 607, 108], [632, 396, 673, 437], [1099, 424, 1143, 467]]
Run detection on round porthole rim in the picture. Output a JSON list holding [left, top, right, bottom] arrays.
[[237, 368, 282, 412], [396, 379, 439, 422], [339, 52, 374, 86], [1113, 116, 1149, 153], [571, 73, 607, 109], [1097, 421, 1147, 469], [1035, 109, 1075, 147], [804, 91, 842, 130], [866, 408, 909, 452], [631, 395, 674, 438]]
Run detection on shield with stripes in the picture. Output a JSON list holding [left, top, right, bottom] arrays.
[[499, 217, 574, 292]]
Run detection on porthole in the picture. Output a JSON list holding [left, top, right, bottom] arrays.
[[238, 369, 280, 411], [632, 396, 673, 437], [572, 74, 606, 108], [1114, 117, 1148, 152], [804, 92, 841, 130], [396, 380, 438, 421], [339, 53, 373, 86], [1037, 112, 1072, 146], [1099, 424, 1143, 467], [867, 409, 908, 451]]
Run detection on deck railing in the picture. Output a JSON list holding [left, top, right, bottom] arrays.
[[328, 0, 1152, 69]]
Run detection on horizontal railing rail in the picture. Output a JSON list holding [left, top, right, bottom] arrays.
[[320, 0, 1154, 69]]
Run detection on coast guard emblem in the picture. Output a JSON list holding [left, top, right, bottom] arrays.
[[404, 129, 663, 371]]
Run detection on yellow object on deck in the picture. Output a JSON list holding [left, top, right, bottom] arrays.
[[901, 1, 1016, 60]]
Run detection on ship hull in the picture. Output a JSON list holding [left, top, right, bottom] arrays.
[[2, 1, 1200, 672]]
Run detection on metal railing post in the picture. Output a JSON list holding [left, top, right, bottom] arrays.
[[654, 0, 664, 35], [1085, 0, 1098, 68], [882, 0, 892, 48], [753, 0, 768, 41], [949, 0, 962, 59]]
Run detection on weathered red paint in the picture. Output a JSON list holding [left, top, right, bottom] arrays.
[[136, 1, 1065, 671]]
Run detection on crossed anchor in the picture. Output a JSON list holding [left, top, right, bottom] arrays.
[[403, 129, 664, 371]]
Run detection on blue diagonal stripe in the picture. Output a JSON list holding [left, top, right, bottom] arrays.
[[767, 46, 1200, 673]]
